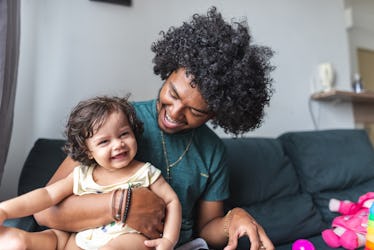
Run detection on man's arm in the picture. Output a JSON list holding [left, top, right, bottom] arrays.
[[196, 200, 227, 248], [34, 156, 166, 238]]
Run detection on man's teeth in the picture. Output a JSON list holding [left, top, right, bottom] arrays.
[[166, 113, 180, 124]]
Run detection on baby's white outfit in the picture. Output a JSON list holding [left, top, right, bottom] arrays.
[[73, 162, 161, 250]]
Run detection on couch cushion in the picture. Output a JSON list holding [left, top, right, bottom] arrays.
[[239, 193, 326, 246], [223, 138, 300, 206], [315, 178, 374, 223], [223, 138, 325, 245], [279, 129, 374, 194], [276, 234, 347, 250], [3, 216, 38, 232], [19, 138, 67, 195]]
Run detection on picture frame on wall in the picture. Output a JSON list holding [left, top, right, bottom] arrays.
[[89, 0, 131, 7]]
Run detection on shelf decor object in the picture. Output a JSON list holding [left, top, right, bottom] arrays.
[[311, 89, 374, 123]]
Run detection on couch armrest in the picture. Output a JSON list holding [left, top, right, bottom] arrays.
[[3, 216, 38, 231], [19, 138, 66, 195]]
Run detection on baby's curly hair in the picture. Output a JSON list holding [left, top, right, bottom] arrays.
[[151, 6, 274, 135], [64, 95, 143, 166]]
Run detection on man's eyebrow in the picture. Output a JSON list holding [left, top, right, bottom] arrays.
[[170, 82, 211, 114]]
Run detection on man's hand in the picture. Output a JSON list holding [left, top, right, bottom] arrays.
[[224, 208, 274, 250], [126, 187, 166, 239]]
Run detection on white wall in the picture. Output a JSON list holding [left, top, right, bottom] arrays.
[[1, 0, 354, 199]]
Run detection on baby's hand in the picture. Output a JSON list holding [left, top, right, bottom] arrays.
[[144, 236, 175, 250]]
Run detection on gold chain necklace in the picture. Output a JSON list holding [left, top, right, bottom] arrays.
[[160, 130, 194, 181]]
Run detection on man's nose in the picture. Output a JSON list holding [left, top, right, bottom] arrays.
[[169, 102, 184, 120]]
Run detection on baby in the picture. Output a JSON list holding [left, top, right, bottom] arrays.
[[0, 95, 181, 250]]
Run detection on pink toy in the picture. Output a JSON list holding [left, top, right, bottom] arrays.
[[322, 192, 374, 249], [292, 239, 315, 250]]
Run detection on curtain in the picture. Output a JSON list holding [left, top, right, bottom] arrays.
[[0, 0, 20, 184]]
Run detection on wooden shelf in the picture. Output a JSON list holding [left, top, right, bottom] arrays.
[[311, 89, 374, 123], [311, 89, 374, 103]]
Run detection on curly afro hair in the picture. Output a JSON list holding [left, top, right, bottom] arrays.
[[64, 95, 143, 166], [151, 6, 274, 135]]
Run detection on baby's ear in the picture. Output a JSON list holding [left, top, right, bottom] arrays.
[[87, 151, 93, 159], [329, 198, 340, 212]]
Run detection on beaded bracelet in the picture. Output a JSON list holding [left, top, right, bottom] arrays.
[[122, 185, 132, 224]]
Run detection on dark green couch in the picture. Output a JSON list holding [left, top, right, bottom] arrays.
[[224, 129, 374, 249], [5, 129, 374, 249]]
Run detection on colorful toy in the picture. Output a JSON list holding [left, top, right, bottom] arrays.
[[365, 203, 374, 250], [322, 192, 374, 249], [292, 239, 315, 250]]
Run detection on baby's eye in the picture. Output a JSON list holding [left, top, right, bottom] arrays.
[[120, 132, 129, 137], [98, 140, 108, 145]]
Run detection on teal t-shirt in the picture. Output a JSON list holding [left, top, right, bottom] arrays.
[[133, 100, 229, 245]]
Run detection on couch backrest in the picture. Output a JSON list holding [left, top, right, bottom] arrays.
[[223, 129, 374, 246], [223, 137, 299, 206], [18, 138, 67, 195], [222, 137, 325, 246], [279, 129, 374, 223]]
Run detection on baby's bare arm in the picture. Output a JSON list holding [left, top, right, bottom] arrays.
[[147, 176, 182, 248], [0, 174, 73, 224]]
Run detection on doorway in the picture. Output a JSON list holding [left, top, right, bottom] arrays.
[[357, 48, 374, 144]]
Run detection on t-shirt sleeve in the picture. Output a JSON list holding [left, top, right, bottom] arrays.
[[201, 142, 230, 201], [72, 165, 92, 195], [147, 163, 162, 185], [73, 165, 83, 195]]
